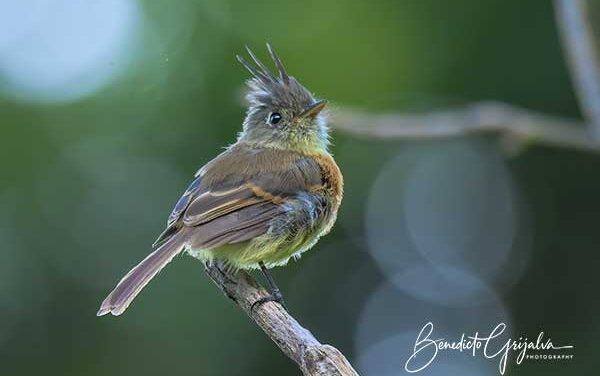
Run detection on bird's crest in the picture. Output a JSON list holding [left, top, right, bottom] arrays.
[[237, 44, 315, 111]]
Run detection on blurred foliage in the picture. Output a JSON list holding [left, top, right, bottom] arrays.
[[0, 0, 598, 375]]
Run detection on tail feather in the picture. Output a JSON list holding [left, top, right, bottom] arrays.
[[97, 233, 186, 316]]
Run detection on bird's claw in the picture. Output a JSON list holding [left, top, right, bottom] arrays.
[[251, 289, 287, 314]]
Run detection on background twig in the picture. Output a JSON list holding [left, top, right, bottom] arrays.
[[203, 264, 359, 376], [330, 101, 599, 154], [555, 0, 600, 138]]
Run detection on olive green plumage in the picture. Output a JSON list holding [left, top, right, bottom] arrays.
[[97, 44, 343, 316]]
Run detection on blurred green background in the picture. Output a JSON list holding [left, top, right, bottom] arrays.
[[1, 0, 598, 375]]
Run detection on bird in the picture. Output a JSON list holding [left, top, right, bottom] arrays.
[[97, 44, 343, 316]]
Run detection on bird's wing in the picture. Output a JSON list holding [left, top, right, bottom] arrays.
[[167, 175, 202, 227], [179, 182, 281, 249], [182, 183, 272, 226], [154, 144, 324, 249], [151, 175, 203, 247]]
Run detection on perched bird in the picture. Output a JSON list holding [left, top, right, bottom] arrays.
[[97, 44, 343, 316]]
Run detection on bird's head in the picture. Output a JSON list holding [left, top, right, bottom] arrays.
[[236, 44, 329, 153]]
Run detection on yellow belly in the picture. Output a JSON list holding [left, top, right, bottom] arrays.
[[186, 214, 334, 270]]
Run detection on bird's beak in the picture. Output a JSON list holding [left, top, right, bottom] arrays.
[[299, 100, 327, 118]]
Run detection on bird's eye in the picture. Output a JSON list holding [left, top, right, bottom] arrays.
[[268, 112, 282, 125]]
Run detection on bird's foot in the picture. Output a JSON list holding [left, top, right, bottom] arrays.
[[251, 288, 287, 314]]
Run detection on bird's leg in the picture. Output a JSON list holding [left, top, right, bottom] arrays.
[[259, 262, 285, 303], [251, 262, 287, 313]]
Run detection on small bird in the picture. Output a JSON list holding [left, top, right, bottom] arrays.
[[97, 44, 343, 316]]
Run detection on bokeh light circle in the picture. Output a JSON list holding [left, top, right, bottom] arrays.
[[0, 0, 141, 103], [366, 141, 532, 306]]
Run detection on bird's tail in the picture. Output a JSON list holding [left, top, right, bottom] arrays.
[[97, 232, 186, 316]]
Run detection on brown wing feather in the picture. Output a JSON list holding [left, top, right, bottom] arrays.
[[156, 143, 325, 249], [168, 175, 202, 226], [189, 201, 282, 249], [183, 185, 266, 226]]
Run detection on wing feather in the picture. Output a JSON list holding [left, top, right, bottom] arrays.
[[183, 185, 265, 226], [155, 144, 325, 250], [167, 175, 202, 226], [192, 202, 281, 249]]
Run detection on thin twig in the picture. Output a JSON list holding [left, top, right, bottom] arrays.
[[330, 101, 599, 154], [203, 263, 359, 376], [555, 0, 600, 138]]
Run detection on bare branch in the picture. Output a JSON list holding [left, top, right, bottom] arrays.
[[330, 101, 600, 154], [555, 0, 600, 138], [203, 263, 359, 376]]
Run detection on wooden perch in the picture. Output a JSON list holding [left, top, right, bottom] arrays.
[[203, 263, 359, 376], [330, 101, 600, 154]]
